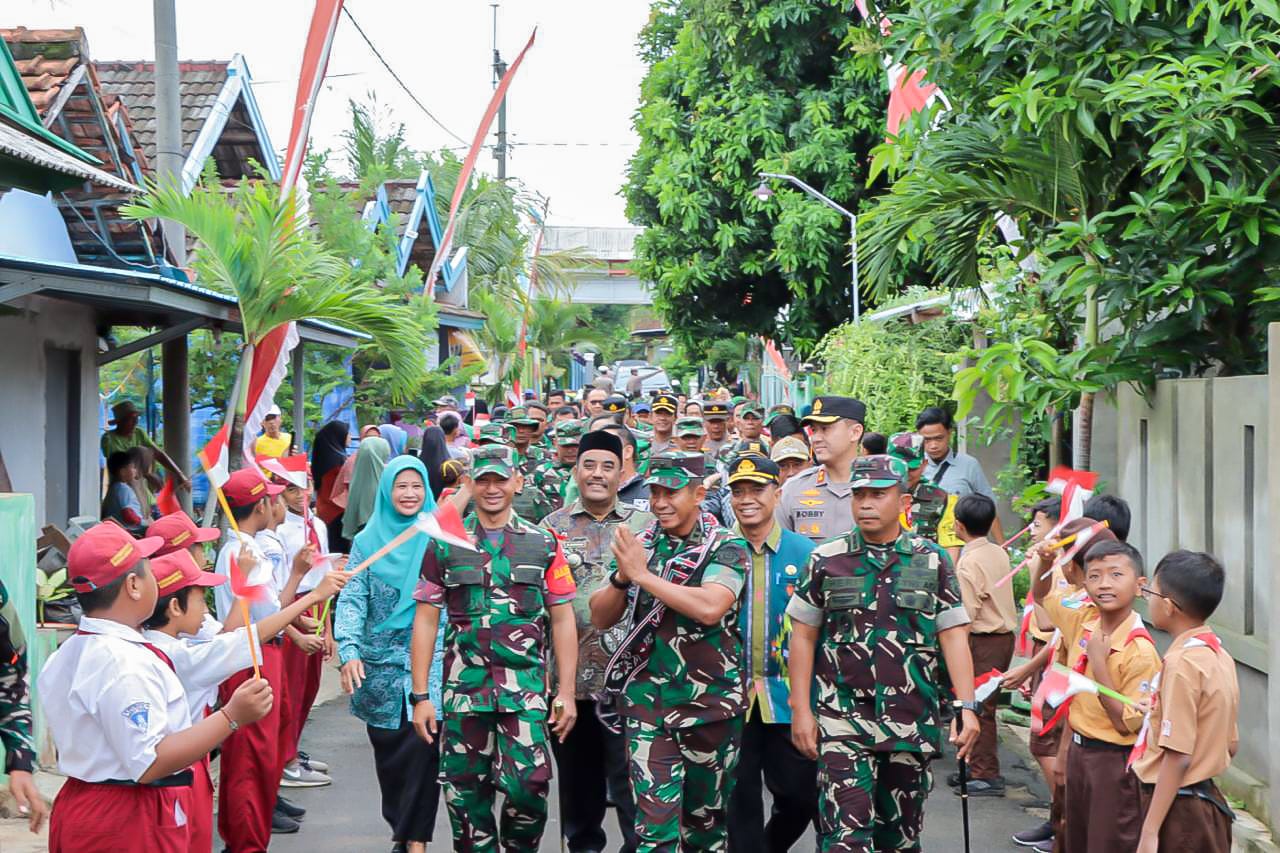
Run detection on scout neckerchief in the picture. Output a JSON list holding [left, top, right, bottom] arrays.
[[1128, 629, 1223, 769], [598, 511, 729, 733], [1033, 610, 1151, 735]]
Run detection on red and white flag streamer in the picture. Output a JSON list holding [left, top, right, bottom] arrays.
[[973, 669, 1003, 705], [281, 0, 344, 196]]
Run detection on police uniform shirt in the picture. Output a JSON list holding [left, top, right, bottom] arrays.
[[214, 533, 280, 625], [142, 626, 263, 719], [619, 474, 651, 512], [38, 616, 192, 782], [279, 510, 331, 593], [776, 465, 854, 542], [703, 436, 731, 459]]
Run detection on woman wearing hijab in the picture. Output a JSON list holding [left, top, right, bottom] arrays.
[[311, 421, 351, 550], [335, 456, 444, 853], [341, 437, 391, 541], [417, 426, 452, 500], [378, 423, 408, 458]]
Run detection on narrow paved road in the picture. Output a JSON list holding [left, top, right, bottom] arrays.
[[265, 697, 1048, 852]]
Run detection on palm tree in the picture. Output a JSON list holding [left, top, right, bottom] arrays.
[[525, 297, 613, 388]]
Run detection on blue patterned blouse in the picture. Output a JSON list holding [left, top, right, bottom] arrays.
[[335, 542, 445, 729]]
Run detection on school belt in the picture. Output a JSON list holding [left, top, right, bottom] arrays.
[[93, 769, 194, 788], [263, 636, 283, 647], [1139, 778, 1235, 821], [1071, 732, 1131, 752]]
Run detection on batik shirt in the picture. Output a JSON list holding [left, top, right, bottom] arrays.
[[786, 528, 970, 753], [415, 513, 576, 713], [0, 581, 33, 772]]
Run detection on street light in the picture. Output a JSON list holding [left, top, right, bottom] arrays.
[[755, 171, 860, 323]]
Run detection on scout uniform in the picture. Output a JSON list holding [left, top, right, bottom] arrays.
[[1132, 627, 1238, 853], [0, 579, 34, 784], [532, 419, 583, 513], [39, 524, 194, 853], [702, 401, 733, 460], [611, 452, 752, 852], [650, 393, 679, 455], [543, 469, 653, 853], [785, 455, 972, 852], [777, 397, 868, 542], [888, 432, 962, 550], [722, 457, 820, 851], [414, 445, 577, 852], [1040, 592, 1160, 852]]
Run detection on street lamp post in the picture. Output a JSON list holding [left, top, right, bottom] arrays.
[[754, 172, 860, 323]]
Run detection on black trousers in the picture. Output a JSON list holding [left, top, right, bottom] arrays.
[[551, 698, 638, 853], [727, 707, 819, 853], [366, 708, 442, 844]]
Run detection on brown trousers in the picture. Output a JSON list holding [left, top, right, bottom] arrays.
[[1062, 736, 1143, 852], [1138, 781, 1232, 853], [967, 632, 1015, 779]]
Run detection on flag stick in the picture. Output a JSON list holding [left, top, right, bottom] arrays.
[[1001, 523, 1032, 549], [1039, 521, 1111, 581], [211, 483, 261, 680], [1049, 663, 1138, 706], [347, 524, 423, 575]]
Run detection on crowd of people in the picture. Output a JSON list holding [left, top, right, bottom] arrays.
[[0, 382, 1243, 853]]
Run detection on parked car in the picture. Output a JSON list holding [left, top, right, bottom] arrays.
[[610, 360, 671, 396]]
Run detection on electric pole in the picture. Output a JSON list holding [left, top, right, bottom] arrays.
[[491, 3, 508, 179]]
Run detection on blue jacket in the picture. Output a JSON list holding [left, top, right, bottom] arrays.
[[734, 522, 816, 724]]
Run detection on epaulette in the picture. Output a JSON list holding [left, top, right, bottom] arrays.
[[813, 536, 850, 558]]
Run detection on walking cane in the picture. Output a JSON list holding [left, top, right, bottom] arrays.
[[952, 700, 972, 853]]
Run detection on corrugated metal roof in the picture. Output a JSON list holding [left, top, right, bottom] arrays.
[[0, 115, 137, 191], [542, 225, 641, 260]]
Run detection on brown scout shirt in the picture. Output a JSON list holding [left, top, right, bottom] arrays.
[[1132, 627, 1239, 786], [955, 537, 1018, 635]]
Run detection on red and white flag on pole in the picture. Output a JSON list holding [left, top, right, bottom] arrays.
[[413, 503, 475, 552], [1046, 466, 1098, 532], [973, 669, 1003, 705], [198, 422, 232, 489]]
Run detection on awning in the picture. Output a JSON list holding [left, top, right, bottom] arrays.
[[437, 304, 486, 330], [0, 117, 139, 194], [449, 329, 485, 369], [0, 254, 367, 352]]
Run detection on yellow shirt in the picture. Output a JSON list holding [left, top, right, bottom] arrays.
[[254, 433, 292, 458]]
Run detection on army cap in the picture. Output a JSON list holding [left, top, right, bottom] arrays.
[[771, 434, 811, 463], [675, 416, 705, 436], [703, 401, 731, 420], [765, 404, 796, 425], [888, 431, 926, 470], [601, 394, 629, 414], [477, 422, 516, 445], [472, 444, 518, 479], [739, 401, 765, 419], [644, 451, 706, 489], [652, 393, 678, 414], [801, 395, 867, 425], [851, 454, 908, 489], [727, 455, 780, 486], [729, 438, 769, 459], [506, 406, 539, 426], [554, 420, 585, 446]]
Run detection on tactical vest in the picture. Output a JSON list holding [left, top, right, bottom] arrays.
[[910, 482, 948, 541]]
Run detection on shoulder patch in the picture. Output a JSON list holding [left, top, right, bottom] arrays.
[[814, 537, 850, 558], [715, 541, 750, 567], [122, 701, 151, 732]]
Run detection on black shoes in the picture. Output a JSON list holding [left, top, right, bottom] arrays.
[[951, 775, 1006, 796], [276, 795, 306, 819], [271, 810, 301, 834]]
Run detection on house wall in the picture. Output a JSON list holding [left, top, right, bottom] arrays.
[[0, 295, 101, 528]]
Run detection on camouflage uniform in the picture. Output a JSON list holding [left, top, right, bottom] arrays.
[[888, 432, 959, 548], [613, 468, 751, 853], [785, 455, 971, 852], [474, 424, 553, 524], [532, 420, 583, 515], [415, 469, 577, 853], [0, 580, 34, 774]]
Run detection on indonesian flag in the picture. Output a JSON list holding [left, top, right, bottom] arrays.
[[156, 475, 182, 516], [1045, 518, 1112, 580], [973, 669, 1003, 705], [1031, 662, 1093, 735], [1046, 466, 1098, 531], [240, 326, 302, 468], [413, 502, 475, 552], [229, 540, 272, 605], [259, 453, 309, 489], [1128, 670, 1161, 768], [280, 0, 344, 197], [198, 422, 231, 489], [1014, 595, 1037, 657], [507, 383, 523, 409]]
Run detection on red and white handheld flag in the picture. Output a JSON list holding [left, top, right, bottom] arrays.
[[198, 422, 232, 489], [414, 502, 474, 552], [973, 669, 1003, 705]]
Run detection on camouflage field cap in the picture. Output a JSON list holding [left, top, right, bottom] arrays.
[[727, 455, 780, 486], [850, 454, 908, 489], [675, 416, 705, 436], [644, 451, 706, 489], [652, 393, 679, 414], [770, 434, 811, 463], [765, 404, 795, 425], [506, 406, 539, 426], [476, 422, 516, 445], [472, 444, 518, 479], [888, 431, 927, 470], [554, 420, 585, 446], [738, 400, 765, 419], [728, 439, 769, 459]]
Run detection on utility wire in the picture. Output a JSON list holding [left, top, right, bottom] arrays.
[[341, 6, 469, 146]]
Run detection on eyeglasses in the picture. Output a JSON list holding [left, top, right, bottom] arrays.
[[1141, 586, 1181, 609]]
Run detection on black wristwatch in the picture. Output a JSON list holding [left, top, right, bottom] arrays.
[[608, 570, 631, 590], [409, 691, 431, 706], [957, 700, 981, 713]]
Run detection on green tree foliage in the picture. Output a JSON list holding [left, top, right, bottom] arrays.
[[623, 0, 890, 356]]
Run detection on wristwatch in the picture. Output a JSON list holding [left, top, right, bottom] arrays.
[[608, 570, 631, 590], [957, 700, 982, 714], [409, 691, 431, 706]]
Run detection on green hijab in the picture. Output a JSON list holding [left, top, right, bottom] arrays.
[[353, 455, 437, 631], [342, 436, 391, 539]]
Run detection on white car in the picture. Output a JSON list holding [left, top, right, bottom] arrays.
[[610, 360, 671, 395]]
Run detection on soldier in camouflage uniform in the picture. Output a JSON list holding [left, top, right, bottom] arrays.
[[888, 432, 962, 559], [476, 421, 516, 446], [411, 445, 580, 852], [532, 419, 583, 514], [475, 419, 553, 524], [589, 451, 751, 852], [674, 417, 706, 456], [785, 455, 981, 853], [544, 430, 652, 852], [507, 406, 549, 467], [0, 579, 42, 830]]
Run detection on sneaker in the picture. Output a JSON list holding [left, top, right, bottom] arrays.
[[1031, 840, 1054, 852], [271, 811, 300, 834], [276, 795, 306, 819], [281, 761, 331, 788], [947, 771, 962, 787], [955, 777, 1005, 797], [298, 750, 329, 773], [1012, 822, 1054, 847]]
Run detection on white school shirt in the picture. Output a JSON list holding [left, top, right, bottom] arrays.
[[255, 527, 289, 598], [37, 617, 192, 782], [279, 510, 331, 593], [142, 624, 262, 719], [214, 532, 279, 625]]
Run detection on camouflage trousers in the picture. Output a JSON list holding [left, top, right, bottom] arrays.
[[439, 709, 552, 853], [625, 715, 743, 852], [817, 740, 930, 853]]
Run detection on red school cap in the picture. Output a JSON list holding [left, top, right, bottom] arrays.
[[222, 468, 285, 509], [67, 523, 164, 593], [152, 549, 227, 595], [149, 512, 221, 556]]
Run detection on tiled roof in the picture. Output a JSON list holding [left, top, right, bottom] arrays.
[[1, 26, 84, 114], [95, 60, 229, 168]]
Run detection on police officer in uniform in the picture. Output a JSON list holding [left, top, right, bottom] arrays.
[[785, 455, 981, 852], [702, 402, 733, 459], [776, 396, 866, 543], [544, 430, 652, 853], [650, 393, 680, 455], [410, 444, 580, 852], [888, 432, 963, 561]]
